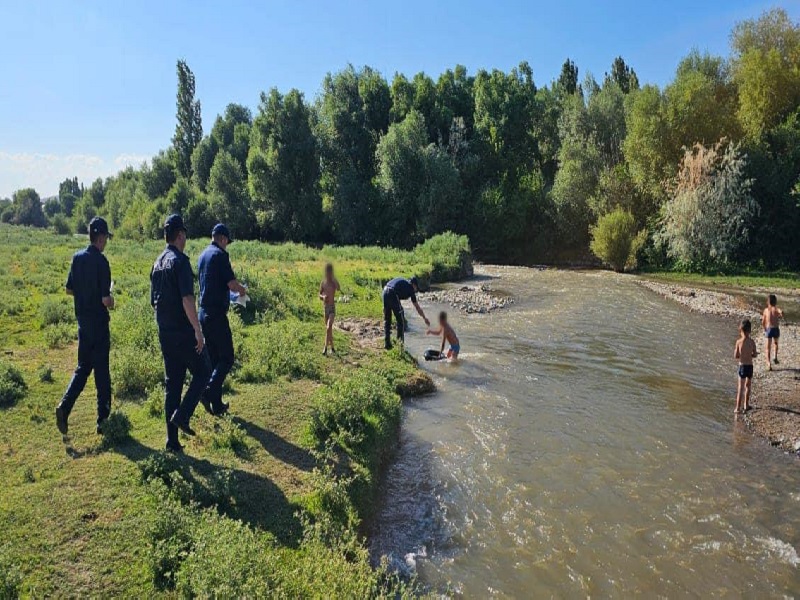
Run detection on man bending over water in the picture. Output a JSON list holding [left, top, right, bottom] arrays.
[[382, 276, 429, 350]]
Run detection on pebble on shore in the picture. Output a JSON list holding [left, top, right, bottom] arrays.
[[419, 284, 513, 314]]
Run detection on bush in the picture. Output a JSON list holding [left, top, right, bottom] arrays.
[[589, 208, 647, 272], [37, 365, 54, 383], [208, 417, 250, 458], [40, 297, 74, 327], [414, 232, 473, 282], [43, 323, 76, 349], [51, 213, 72, 235], [0, 360, 27, 408], [112, 347, 162, 399], [100, 411, 132, 445]]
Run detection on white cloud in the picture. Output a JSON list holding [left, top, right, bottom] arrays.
[[0, 151, 152, 199]]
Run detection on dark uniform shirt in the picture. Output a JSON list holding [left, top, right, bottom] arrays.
[[150, 245, 195, 334], [197, 242, 236, 317], [386, 277, 416, 302], [66, 245, 111, 324]]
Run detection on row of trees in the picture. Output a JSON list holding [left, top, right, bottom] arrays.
[[6, 8, 800, 270]]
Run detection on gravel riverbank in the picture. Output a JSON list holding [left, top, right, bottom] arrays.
[[639, 279, 800, 455], [419, 283, 513, 314]]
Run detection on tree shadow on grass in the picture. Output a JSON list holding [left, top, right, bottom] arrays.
[[111, 435, 304, 548], [231, 416, 316, 473]]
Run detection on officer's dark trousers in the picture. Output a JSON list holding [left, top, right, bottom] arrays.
[[59, 320, 111, 425], [159, 330, 210, 445], [199, 310, 234, 410], [382, 287, 405, 348]]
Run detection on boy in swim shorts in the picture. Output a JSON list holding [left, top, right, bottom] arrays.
[[761, 294, 783, 370], [319, 263, 340, 355], [734, 318, 758, 414], [427, 311, 460, 359]]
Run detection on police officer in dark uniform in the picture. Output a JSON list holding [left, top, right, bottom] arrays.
[[56, 217, 115, 436], [382, 276, 429, 350], [197, 223, 247, 416], [150, 214, 210, 453]]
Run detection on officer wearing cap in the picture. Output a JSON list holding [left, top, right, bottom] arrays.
[[150, 214, 210, 452], [382, 276, 429, 350], [56, 217, 115, 436], [197, 223, 247, 416]]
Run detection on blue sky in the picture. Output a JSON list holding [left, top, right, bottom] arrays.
[[1, 0, 798, 198]]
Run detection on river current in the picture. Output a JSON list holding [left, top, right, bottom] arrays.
[[370, 266, 800, 597]]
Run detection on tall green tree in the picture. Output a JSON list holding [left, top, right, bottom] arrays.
[[557, 59, 579, 96], [10, 188, 47, 227], [606, 56, 639, 93], [208, 150, 254, 238], [248, 88, 323, 241], [173, 59, 203, 178]]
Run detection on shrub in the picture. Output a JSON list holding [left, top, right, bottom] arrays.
[[36, 365, 54, 383], [589, 208, 647, 272], [112, 347, 162, 399], [100, 411, 132, 445], [44, 323, 76, 349], [414, 232, 473, 282], [146, 386, 164, 418], [0, 360, 27, 408], [51, 213, 72, 235], [40, 297, 74, 327], [208, 417, 250, 458], [147, 489, 197, 590]]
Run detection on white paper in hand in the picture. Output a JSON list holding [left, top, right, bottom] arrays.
[[229, 291, 250, 308]]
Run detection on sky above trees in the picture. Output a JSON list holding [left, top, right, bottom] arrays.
[[2, 0, 797, 197]]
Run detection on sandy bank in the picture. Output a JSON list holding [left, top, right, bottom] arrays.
[[639, 279, 800, 455]]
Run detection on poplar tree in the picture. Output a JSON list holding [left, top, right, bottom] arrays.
[[173, 59, 203, 178]]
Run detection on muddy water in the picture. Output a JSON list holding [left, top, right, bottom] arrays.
[[370, 266, 800, 597]]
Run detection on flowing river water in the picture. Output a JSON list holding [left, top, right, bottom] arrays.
[[370, 266, 800, 597]]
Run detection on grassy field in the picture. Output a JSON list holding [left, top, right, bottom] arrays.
[[0, 224, 470, 597]]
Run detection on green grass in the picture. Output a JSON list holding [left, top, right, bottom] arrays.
[[640, 269, 800, 292], [0, 223, 467, 597]]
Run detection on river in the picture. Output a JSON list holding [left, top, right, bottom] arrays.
[[370, 266, 800, 597]]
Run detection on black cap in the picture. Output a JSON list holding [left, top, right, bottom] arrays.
[[212, 223, 233, 242], [164, 214, 187, 233], [89, 216, 112, 237], [409, 276, 419, 288]]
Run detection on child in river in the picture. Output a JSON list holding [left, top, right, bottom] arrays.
[[319, 263, 340, 355], [734, 318, 758, 414], [761, 294, 783, 370], [427, 311, 460, 360]]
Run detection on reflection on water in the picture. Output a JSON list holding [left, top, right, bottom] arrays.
[[370, 267, 800, 596]]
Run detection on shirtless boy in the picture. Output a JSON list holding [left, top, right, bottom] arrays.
[[427, 311, 460, 359], [319, 263, 340, 355], [761, 294, 783, 370], [734, 318, 758, 414]]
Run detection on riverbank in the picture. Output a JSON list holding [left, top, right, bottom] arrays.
[[639, 278, 800, 454], [0, 224, 462, 597]]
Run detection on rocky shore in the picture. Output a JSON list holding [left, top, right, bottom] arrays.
[[639, 279, 800, 455], [419, 283, 513, 314]]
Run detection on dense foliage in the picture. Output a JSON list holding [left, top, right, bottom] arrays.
[[10, 8, 800, 271]]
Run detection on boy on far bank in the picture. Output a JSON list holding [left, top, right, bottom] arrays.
[[319, 263, 340, 355], [761, 294, 783, 370]]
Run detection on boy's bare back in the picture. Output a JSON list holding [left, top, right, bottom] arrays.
[[442, 322, 459, 346], [762, 305, 782, 329], [735, 337, 757, 365]]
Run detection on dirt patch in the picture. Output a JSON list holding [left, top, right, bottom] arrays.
[[419, 284, 513, 314], [639, 278, 800, 455], [336, 318, 384, 348]]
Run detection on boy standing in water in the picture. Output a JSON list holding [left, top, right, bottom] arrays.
[[319, 263, 340, 355], [734, 319, 758, 414], [427, 311, 460, 359], [761, 294, 783, 370]]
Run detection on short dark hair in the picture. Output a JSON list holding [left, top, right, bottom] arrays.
[[740, 319, 752, 335], [165, 227, 182, 244], [769, 294, 777, 306], [438, 311, 447, 322]]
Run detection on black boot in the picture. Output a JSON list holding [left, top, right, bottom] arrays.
[[170, 411, 196, 436], [55, 405, 68, 435]]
